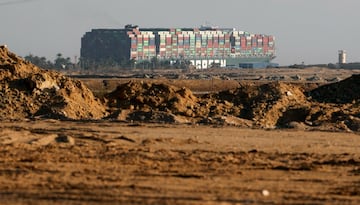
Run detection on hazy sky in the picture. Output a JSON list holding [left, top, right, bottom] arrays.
[[1, 0, 359, 65]]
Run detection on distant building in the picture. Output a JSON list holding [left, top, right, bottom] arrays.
[[80, 25, 276, 69], [338, 50, 347, 64]]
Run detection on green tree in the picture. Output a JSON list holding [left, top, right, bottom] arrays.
[[24, 54, 54, 69], [54, 53, 73, 69]]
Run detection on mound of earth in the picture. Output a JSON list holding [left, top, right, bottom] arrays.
[[105, 80, 360, 131], [308, 74, 360, 103], [212, 82, 310, 128], [106, 81, 198, 117], [305, 102, 360, 132], [3, 46, 359, 132], [0, 46, 107, 120]]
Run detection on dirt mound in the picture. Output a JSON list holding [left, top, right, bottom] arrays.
[[308, 74, 360, 103], [105, 80, 360, 131], [106, 81, 198, 117], [213, 82, 310, 128], [2, 46, 359, 132], [0, 46, 107, 120], [305, 102, 360, 132]]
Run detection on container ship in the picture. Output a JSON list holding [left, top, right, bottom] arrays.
[[80, 24, 276, 69]]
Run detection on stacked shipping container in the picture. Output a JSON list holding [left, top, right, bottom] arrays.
[[128, 29, 156, 60], [127, 27, 275, 61], [81, 25, 276, 69]]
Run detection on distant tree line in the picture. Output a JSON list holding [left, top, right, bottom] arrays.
[[24, 53, 76, 70]]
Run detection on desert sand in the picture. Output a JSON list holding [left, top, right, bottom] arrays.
[[1, 46, 360, 204], [1, 120, 360, 204]]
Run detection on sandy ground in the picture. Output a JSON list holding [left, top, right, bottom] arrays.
[[2, 46, 360, 204], [1, 120, 359, 204]]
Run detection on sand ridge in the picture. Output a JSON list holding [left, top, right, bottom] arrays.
[[1, 46, 360, 132], [0, 46, 107, 120]]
